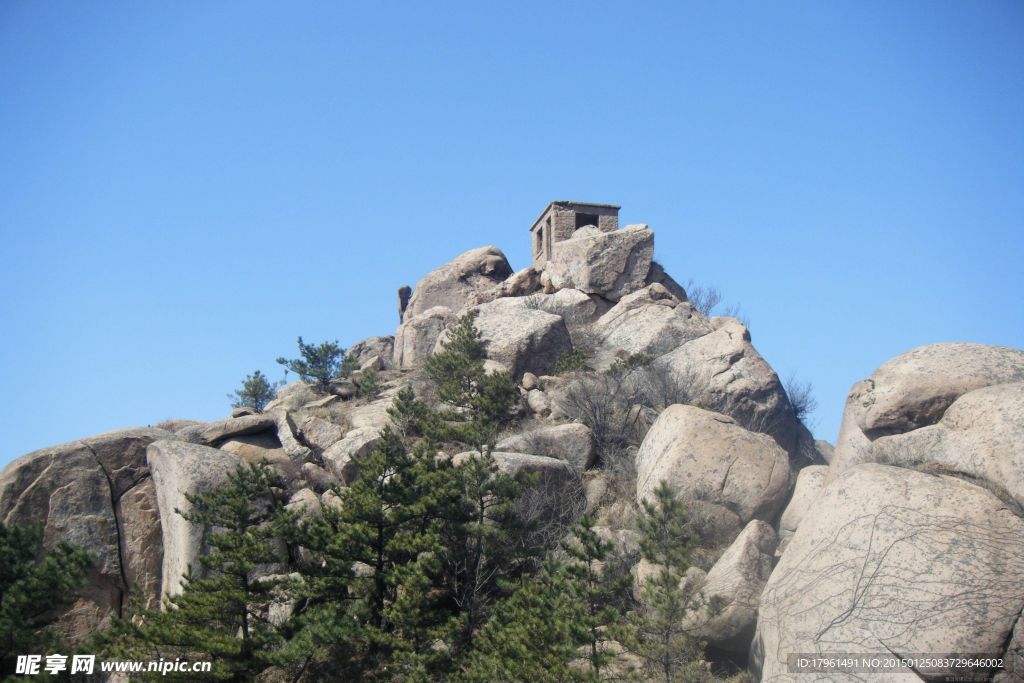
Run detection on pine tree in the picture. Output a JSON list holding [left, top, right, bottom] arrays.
[[104, 462, 294, 681], [0, 523, 89, 677], [228, 370, 279, 413], [276, 337, 345, 393], [617, 480, 702, 683], [459, 559, 588, 683], [424, 312, 518, 452], [561, 514, 633, 679], [292, 428, 459, 680]]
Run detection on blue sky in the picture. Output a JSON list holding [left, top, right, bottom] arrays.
[[1, 1, 1022, 465]]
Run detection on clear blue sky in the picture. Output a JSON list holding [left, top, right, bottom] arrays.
[[2, 1, 1022, 465]]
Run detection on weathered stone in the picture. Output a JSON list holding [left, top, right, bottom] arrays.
[[348, 335, 395, 372], [858, 343, 1024, 438], [813, 439, 834, 463], [264, 381, 320, 413], [300, 462, 336, 493], [322, 427, 382, 484], [200, 414, 277, 446], [544, 224, 654, 301], [655, 317, 801, 456], [644, 259, 688, 301], [217, 432, 290, 466], [496, 423, 596, 471], [831, 344, 1024, 476], [286, 488, 321, 517], [684, 520, 776, 651], [446, 297, 572, 378], [521, 372, 539, 391], [404, 246, 513, 321], [594, 284, 712, 361], [0, 428, 173, 642], [147, 440, 244, 600], [526, 389, 551, 416], [230, 407, 257, 418], [295, 415, 345, 452], [869, 382, 1024, 508], [393, 305, 454, 369], [753, 464, 1024, 682], [635, 405, 790, 542], [777, 465, 828, 552], [269, 410, 313, 461], [523, 288, 607, 325]]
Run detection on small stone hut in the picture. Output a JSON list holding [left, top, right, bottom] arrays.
[[529, 201, 620, 266]]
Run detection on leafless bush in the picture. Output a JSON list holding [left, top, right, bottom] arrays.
[[684, 280, 723, 317], [784, 372, 818, 424], [514, 474, 586, 552]]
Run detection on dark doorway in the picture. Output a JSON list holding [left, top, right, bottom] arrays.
[[575, 213, 599, 230]]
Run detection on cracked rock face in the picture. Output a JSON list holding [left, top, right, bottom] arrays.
[[544, 224, 654, 302], [0, 428, 173, 643], [635, 404, 790, 544], [753, 464, 1024, 682]]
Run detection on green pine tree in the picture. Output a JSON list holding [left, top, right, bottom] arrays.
[[103, 462, 295, 682], [228, 370, 279, 413], [617, 481, 702, 683], [459, 559, 588, 683], [561, 514, 633, 679], [424, 312, 518, 452], [276, 337, 346, 393], [292, 428, 458, 680], [0, 523, 89, 678]]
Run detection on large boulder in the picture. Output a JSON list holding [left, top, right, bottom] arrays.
[[544, 224, 654, 302], [869, 382, 1024, 508], [0, 428, 174, 641], [322, 426, 383, 484], [496, 423, 596, 471], [295, 414, 346, 452], [685, 520, 777, 652], [594, 284, 712, 362], [147, 440, 245, 599], [830, 343, 1024, 475], [776, 464, 828, 552], [443, 298, 572, 378], [393, 306, 453, 369], [347, 335, 395, 371], [655, 317, 802, 457], [753, 464, 1024, 682], [403, 246, 513, 321], [199, 413, 278, 446], [522, 288, 608, 326], [635, 405, 790, 544]]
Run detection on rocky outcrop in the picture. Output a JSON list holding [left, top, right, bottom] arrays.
[[656, 317, 803, 457], [830, 343, 1024, 475], [635, 405, 790, 543], [446, 298, 572, 378], [753, 464, 1024, 682], [544, 224, 654, 301], [147, 440, 245, 599], [495, 423, 596, 471], [403, 246, 513, 321], [594, 284, 712, 362], [686, 520, 777, 651], [348, 335, 395, 371], [0, 428, 174, 641], [868, 381, 1024, 508], [322, 426, 382, 484], [394, 305, 453, 369], [200, 413, 278, 446]]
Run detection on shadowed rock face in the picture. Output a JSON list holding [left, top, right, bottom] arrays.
[[0, 428, 173, 642], [753, 464, 1024, 682]]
